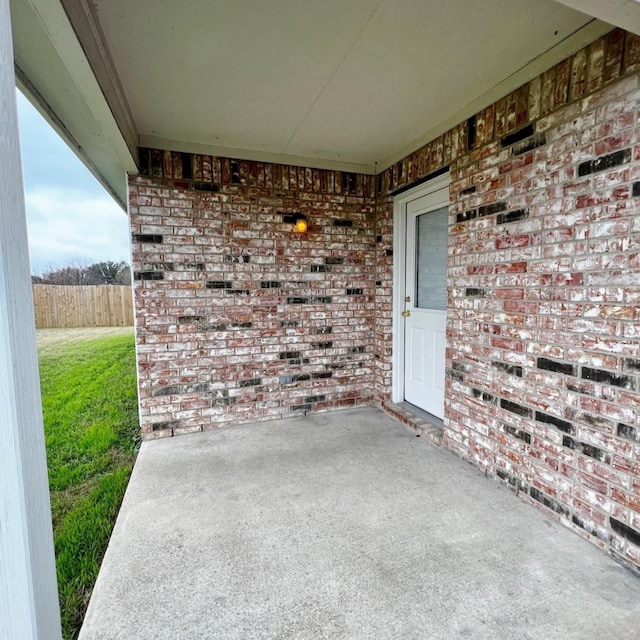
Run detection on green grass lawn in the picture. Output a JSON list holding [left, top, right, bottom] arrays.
[[39, 330, 139, 640]]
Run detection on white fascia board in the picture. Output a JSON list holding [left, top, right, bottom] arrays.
[[11, 0, 137, 208]]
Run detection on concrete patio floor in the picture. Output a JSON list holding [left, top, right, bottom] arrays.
[[80, 407, 640, 639]]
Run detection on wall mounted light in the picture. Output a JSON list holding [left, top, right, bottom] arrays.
[[282, 212, 308, 233]]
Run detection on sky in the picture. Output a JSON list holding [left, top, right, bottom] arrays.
[[16, 90, 131, 275]]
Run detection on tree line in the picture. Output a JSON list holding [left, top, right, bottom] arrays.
[[32, 259, 131, 286]]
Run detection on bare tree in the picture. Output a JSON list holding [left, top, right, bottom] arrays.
[[35, 257, 131, 285], [40, 256, 91, 285]]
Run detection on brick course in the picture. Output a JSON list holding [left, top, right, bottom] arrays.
[[130, 28, 640, 572]]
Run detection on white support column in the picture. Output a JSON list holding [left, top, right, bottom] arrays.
[[0, 0, 63, 637]]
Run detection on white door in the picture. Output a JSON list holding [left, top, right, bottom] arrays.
[[402, 187, 448, 419]]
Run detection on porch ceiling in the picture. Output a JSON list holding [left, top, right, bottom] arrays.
[[11, 0, 639, 207], [98, 0, 597, 173]]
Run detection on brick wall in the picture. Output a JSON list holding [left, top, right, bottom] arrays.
[[445, 76, 640, 574], [129, 161, 376, 438], [374, 28, 640, 573]]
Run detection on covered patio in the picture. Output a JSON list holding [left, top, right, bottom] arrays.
[[80, 407, 640, 639], [2, 1, 640, 638]]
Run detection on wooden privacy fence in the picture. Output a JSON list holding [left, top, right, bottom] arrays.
[[33, 285, 134, 328]]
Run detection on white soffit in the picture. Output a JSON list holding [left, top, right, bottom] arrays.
[[10, 0, 137, 207], [96, 0, 606, 174]]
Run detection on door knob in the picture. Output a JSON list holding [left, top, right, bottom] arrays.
[[401, 310, 411, 317]]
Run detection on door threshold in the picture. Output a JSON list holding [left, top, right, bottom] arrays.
[[402, 402, 444, 429], [380, 401, 443, 446]]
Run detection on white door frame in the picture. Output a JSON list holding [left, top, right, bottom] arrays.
[[391, 173, 451, 405]]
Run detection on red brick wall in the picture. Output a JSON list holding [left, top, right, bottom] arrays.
[[374, 28, 640, 573], [444, 75, 640, 574], [129, 162, 376, 439]]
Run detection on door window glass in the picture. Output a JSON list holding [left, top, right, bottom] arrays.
[[416, 207, 448, 310]]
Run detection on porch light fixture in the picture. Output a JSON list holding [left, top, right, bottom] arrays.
[[283, 212, 308, 233], [294, 214, 308, 233]]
